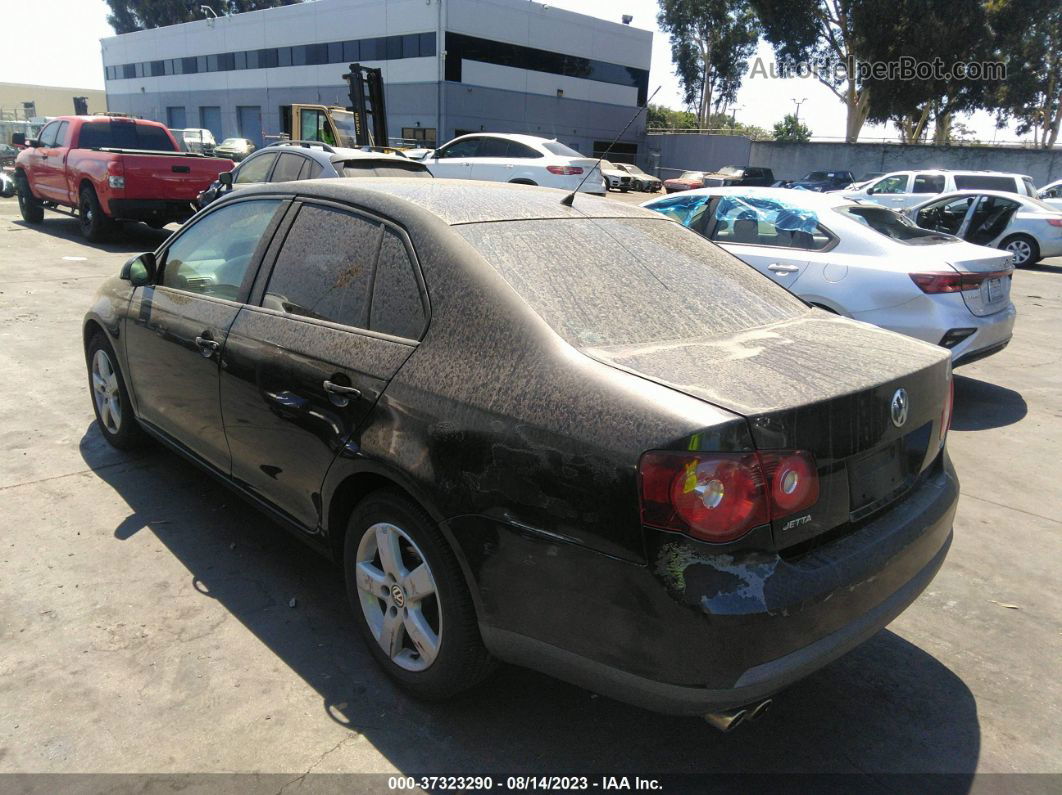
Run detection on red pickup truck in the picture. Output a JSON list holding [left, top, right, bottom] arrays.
[[14, 115, 233, 241]]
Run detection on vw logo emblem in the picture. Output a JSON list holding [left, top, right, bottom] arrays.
[[390, 584, 406, 608], [891, 388, 909, 428]]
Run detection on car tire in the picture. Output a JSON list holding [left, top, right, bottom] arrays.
[[16, 172, 44, 224], [1000, 234, 1039, 267], [344, 490, 496, 700], [86, 332, 145, 450], [79, 186, 113, 242]]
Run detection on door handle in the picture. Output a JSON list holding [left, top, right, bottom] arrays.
[[194, 336, 220, 357], [767, 263, 800, 273], [323, 379, 361, 408], [323, 380, 361, 397]]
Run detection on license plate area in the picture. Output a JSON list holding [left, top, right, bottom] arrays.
[[848, 440, 909, 521], [987, 277, 1004, 302]]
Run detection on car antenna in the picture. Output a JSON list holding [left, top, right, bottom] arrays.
[[561, 85, 660, 207]]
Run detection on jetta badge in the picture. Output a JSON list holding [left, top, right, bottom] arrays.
[[891, 388, 909, 428]]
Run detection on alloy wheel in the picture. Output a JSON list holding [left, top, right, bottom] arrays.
[[1005, 238, 1031, 265], [91, 349, 122, 434], [355, 521, 441, 672]]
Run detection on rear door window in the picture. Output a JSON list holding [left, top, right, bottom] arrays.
[[235, 152, 277, 183], [270, 153, 306, 182], [912, 174, 945, 193], [262, 204, 382, 328], [370, 229, 427, 339], [456, 218, 806, 349]]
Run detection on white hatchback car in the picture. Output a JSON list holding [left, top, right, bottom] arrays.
[[845, 169, 1038, 210], [643, 187, 1016, 366], [422, 133, 605, 194]]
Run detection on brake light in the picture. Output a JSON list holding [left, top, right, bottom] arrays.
[[1046, 218, 1062, 227], [910, 269, 1012, 294], [638, 450, 819, 543], [546, 165, 584, 175]]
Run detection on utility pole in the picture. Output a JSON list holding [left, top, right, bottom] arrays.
[[791, 97, 807, 121]]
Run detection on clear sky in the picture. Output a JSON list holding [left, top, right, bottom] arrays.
[[4, 0, 1024, 144]]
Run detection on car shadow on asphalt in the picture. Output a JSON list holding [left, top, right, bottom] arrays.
[[79, 426, 981, 778], [952, 375, 1027, 431], [11, 214, 173, 254], [1022, 262, 1062, 276]]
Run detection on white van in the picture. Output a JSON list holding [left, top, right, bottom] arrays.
[[846, 170, 1037, 210]]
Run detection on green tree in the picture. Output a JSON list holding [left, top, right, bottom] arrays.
[[751, 0, 873, 142], [855, 0, 997, 145], [990, 0, 1062, 149], [105, 1, 302, 34], [773, 113, 812, 141], [647, 104, 699, 129], [657, 0, 760, 128]]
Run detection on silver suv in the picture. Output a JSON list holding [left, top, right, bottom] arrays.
[[846, 170, 1037, 210]]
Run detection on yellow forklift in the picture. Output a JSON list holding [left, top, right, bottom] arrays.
[[279, 64, 403, 152]]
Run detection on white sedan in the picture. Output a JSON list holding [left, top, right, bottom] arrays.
[[907, 190, 1062, 267], [642, 187, 1016, 366], [421, 133, 605, 194]]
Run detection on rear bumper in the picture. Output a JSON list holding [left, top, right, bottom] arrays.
[[461, 455, 958, 714], [851, 293, 1015, 365], [106, 198, 197, 224]]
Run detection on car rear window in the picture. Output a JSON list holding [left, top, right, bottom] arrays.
[[835, 205, 955, 245], [456, 218, 806, 348], [542, 141, 582, 157], [77, 121, 177, 151], [340, 160, 430, 178], [953, 174, 1016, 192]]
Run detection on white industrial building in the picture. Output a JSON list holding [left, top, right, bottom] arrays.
[[100, 0, 652, 158]]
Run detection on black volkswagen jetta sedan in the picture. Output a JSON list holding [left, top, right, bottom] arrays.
[[83, 179, 958, 726]]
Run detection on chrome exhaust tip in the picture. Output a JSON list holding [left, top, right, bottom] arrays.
[[704, 708, 748, 732], [705, 698, 772, 731]]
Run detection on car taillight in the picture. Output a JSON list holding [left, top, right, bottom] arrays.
[[910, 269, 1012, 294], [1046, 218, 1062, 227], [638, 450, 819, 543], [940, 367, 954, 446], [546, 165, 583, 175]]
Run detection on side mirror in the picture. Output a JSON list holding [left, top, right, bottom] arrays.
[[11, 133, 25, 146], [120, 252, 156, 286], [866, 187, 875, 195], [218, 170, 233, 187]]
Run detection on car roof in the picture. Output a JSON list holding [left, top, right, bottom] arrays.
[[446, 132, 565, 148], [232, 178, 663, 225], [917, 189, 1047, 205], [879, 168, 1028, 178], [654, 185, 854, 208]]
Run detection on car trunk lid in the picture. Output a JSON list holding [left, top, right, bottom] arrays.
[[586, 313, 952, 550]]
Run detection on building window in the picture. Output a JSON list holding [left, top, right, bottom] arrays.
[[343, 40, 360, 61], [182, 57, 198, 74], [218, 52, 235, 71], [328, 41, 343, 63], [419, 32, 436, 57], [235, 51, 247, 70], [401, 127, 437, 148]]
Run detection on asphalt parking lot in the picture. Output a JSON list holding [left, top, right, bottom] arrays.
[[1, 194, 1060, 780]]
